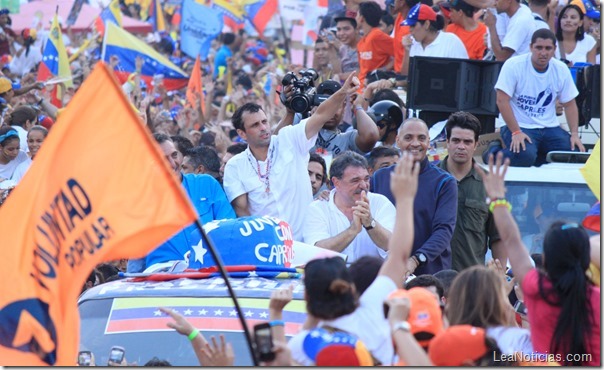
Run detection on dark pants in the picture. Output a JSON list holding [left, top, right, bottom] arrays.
[[498, 126, 573, 167]]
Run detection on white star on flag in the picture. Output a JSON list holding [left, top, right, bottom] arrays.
[[198, 309, 207, 315], [153, 310, 162, 316], [192, 240, 208, 264], [244, 310, 254, 317], [310, 330, 321, 338], [202, 220, 221, 233], [249, 271, 258, 277], [184, 309, 193, 315], [259, 312, 268, 319], [229, 310, 237, 316], [214, 309, 223, 316]]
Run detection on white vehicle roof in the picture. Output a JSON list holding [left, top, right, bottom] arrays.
[[503, 163, 588, 184]]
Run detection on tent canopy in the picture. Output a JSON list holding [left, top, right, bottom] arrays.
[[11, 0, 153, 34]]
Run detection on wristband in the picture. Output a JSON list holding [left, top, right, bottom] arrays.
[[355, 105, 363, 111], [511, 130, 522, 136], [269, 320, 285, 327], [489, 199, 512, 213], [188, 329, 199, 341]]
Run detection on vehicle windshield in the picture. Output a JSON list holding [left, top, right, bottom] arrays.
[[505, 181, 597, 255], [79, 296, 302, 366]]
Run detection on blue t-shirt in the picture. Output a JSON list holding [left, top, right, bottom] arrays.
[[213, 45, 232, 78], [370, 158, 458, 275], [145, 173, 236, 268]]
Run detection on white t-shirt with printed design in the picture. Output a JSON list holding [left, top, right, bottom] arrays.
[[495, 53, 578, 129]]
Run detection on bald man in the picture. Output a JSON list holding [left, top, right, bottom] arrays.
[[371, 118, 458, 276]]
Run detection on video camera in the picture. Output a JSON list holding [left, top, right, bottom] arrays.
[[280, 68, 341, 114]]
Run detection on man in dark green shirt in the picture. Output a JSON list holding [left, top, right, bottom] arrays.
[[439, 112, 506, 271]]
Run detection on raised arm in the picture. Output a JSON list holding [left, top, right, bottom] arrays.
[[386, 296, 433, 366], [474, 152, 533, 283], [484, 11, 514, 61], [353, 94, 380, 152], [304, 72, 360, 140], [378, 152, 420, 287], [160, 307, 208, 366]]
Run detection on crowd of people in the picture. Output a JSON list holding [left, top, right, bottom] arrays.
[[0, 0, 600, 366]]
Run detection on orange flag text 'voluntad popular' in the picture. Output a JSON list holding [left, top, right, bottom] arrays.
[[0, 63, 197, 366]]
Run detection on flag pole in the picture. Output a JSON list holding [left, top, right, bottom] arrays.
[[193, 219, 259, 366], [278, 12, 290, 63]]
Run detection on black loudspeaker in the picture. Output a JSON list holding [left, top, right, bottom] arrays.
[[581, 64, 600, 121], [418, 111, 495, 135], [407, 57, 504, 116]]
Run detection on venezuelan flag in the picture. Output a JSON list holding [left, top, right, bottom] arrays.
[[211, 0, 276, 34], [148, 0, 167, 32], [105, 297, 306, 336], [102, 21, 188, 91], [211, 0, 245, 31], [37, 13, 73, 107], [245, 0, 277, 34], [94, 0, 123, 35]]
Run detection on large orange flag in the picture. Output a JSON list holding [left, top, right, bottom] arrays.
[[0, 63, 197, 365], [186, 54, 204, 114]]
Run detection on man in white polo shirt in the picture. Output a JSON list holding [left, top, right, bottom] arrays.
[[304, 151, 395, 262], [224, 74, 360, 241]]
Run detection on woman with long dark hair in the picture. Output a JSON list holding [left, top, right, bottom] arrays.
[[555, 4, 597, 65], [476, 153, 600, 366]]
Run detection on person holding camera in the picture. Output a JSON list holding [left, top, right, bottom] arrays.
[[276, 73, 380, 157], [223, 73, 361, 241]]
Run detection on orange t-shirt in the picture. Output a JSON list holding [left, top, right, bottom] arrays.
[[357, 27, 395, 88], [393, 13, 410, 73], [445, 23, 487, 60]]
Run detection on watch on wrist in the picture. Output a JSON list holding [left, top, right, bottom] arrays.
[[413, 253, 427, 266], [388, 77, 397, 88], [391, 321, 411, 333], [363, 218, 376, 230]]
